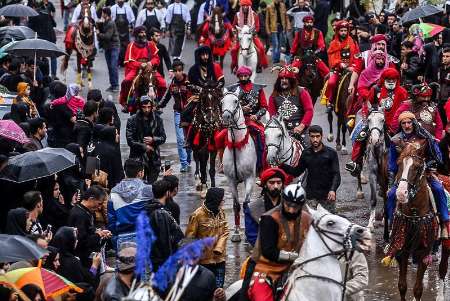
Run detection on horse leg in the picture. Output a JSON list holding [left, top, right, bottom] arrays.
[[327, 111, 334, 142], [356, 172, 364, 200], [229, 179, 241, 242], [87, 65, 93, 90], [437, 245, 450, 301], [367, 158, 377, 231], [413, 260, 428, 300], [76, 55, 83, 86], [341, 122, 348, 155], [398, 253, 409, 301], [336, 119, 342, 151], [199, 148, 209, 192], [209, 151, 217, 187], [193, 150, 202, 191]]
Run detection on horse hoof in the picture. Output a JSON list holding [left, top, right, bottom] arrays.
[[341, 147, 348, 155], [336, 144, 342, 151], [361, 175, 368, 184], [231, 231, 241, 243], [327, 134, 334, 142], [356, 191, 364, 199], [88, 82, 93, 90]]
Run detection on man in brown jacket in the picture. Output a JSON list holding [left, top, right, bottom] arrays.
[[185, 187, 229, 288], [265, 0, 291, 64]]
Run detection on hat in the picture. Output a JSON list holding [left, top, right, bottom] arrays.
[[236, 65, 253, 77], [240, 0, 252, 6], [398, 111, 416, 124], [370, 34, 387, 44], [117, 242, 137, 272], [140, 95, 157, 106], [335, 20, 349, 31], [303, 15, 314, 23], [272, 64, 299, 79], [205, 187, 224, 214], [260, 167, 288, 186], [411, 82, 433, 98], [381, 68, 399, 80]]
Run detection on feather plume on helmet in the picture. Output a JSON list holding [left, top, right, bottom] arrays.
[[271, 64, 299, 79]]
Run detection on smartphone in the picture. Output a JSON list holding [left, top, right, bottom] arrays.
[[46, 224, 52, 234], [164, 160, 171, 171]]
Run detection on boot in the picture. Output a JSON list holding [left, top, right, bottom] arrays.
[[345, 161, 360, 177], [326, 103, 333, 114]]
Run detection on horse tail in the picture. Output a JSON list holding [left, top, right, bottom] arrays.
[[60, 54, 69, 74]]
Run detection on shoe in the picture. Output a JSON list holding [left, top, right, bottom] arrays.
[[345, 161, 360, 177], [256, 66, 262, 73], [52, 75, 59, 81], [326, 104, 333, 114], [180, 166, 188, 173], [106, 86, 114, 92], [112, 86, 120, 92]]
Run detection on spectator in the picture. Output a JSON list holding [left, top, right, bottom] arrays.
[[21, 284, 45, 301], [110, 0, 135, 69], [286, 0, 314, 32], [15, 82, 38, 118], [162, 175, 181, 224], [60, 143, 86, 206], [0, 58, 27, 92], [280, 125, 341, 213], [87, 89, 121, 131], [73, 100, 99, 153], [108, 159, 148, 248], [150, 28, 171, 77], [257, 2, 270, 53], [185, 188, 229, 288], [5, 102, 29, 125], [22, 191, 45, 236], [28, 118, 47, 150], [5, 208, 32, 236], [135, 0, 166, 36], [400, 40, 424, 87], [68, 185, 111, 265], [424, 33, 444, 82], [26, 234, 49, 249], [101, 242, 137, 301], [51, 83, 85, 117], [97, 7, 121, 93], [41, 180, 70, 232], [42, 246, 60, 272], [266, 0, 291, 64], [313, 0, 330, 37], [146, 180, 184, 271]]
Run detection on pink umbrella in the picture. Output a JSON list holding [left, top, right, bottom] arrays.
[[0, 120, 30, 144]]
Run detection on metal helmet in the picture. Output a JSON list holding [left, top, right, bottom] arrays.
[[282, 183, 306, 205]]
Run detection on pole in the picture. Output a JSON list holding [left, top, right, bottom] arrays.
[[33, 32, 37, 83]]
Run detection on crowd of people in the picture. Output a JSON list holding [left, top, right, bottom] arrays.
[[0, 0, 450, 299]]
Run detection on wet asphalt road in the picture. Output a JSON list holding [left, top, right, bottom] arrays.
[[51, 7, 450, 299]]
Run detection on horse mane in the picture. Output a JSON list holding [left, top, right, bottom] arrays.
[[397, 142, 425, 163]]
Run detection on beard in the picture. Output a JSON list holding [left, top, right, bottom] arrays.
[[304, 25, 313, 31], [281, 82, 290, 90], [339, 33, 347, 40], [376, 62, 385, 68], [267, 188, 281, 198], [239, 79, 250, 85], [138, 35, 147, 43], [281, 204, 301, 220]]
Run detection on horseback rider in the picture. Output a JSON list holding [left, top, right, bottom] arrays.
[[71, 0, 98, 24], [346, 68, 409, 175], [323, 20, 360, 113], [346, 34, 399, 128], [225, 65, 267, 171], [119, 26, 166, 113], [243, 167, 288, 246], [230, 0, 268, 73], [386, 111, 450, 236], [393, 82, 443, 140], [247, 184, 311, 301], [290, 15, 329, 80], [268, 64, 314, 143]]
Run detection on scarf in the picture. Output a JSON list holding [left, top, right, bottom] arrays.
[[357, 51, 387, 90], [237, 8, 254, 28]]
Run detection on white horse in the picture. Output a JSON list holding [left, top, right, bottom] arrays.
[[221, 91, 257, 242], [236, 25, 258, 82], [265, 116, 303, 167], [283, 205, 372, 301], [365, 110, 388, 236]]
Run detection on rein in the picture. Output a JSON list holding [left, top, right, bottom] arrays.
[[266, 118, 294, 166], [239, 33, 256, 55], [292, 213, 358, 301], [398, 154, 426, 200]]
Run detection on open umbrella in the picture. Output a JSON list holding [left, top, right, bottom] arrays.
[[0, 41, 16, 59], [0, 26, 36, 42], [0, 274, 31, 301], [417, 22, 445, 38], [0, 235, 48, 263], [0, 120, 30, 144], [0, 4, 39, 17], [0, 148, 76, 183], [401, 5, 443, 24], [6, 267, 83, 298]]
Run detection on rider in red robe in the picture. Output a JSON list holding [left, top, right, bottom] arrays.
[[230, 0, 268, 72], [119, 26, 166, 112], [198, 7, 234, 58], [290, 15, 329, 79], [323, 20, 359, 112]]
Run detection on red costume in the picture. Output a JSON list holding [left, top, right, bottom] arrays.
[[290, 16, 329, 78], [230, 0, 268, 71], [393, 82, 443, 140], [198, 21, 233, 57], [268, 65, 314, 131], [324, 20, 360, 106], [350, 68, 408, 162], [119, 39, 166, 110]]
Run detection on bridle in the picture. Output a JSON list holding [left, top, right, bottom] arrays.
[[239, 31, 255, 55], [398, 153, 425, 200], [290, 213, 361, 301], [221, 92, 246, 131], [265, 117, 293, 166], [367, 110, 385, 145]]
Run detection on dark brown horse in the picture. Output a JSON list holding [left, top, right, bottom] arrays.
[[126, 65, 159, 113], [386, 142, 438, 301], [296, 50, 323, 107], [61, 8, 96, 88]]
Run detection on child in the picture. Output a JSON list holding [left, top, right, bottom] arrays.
[[50, 83, 85, 117]]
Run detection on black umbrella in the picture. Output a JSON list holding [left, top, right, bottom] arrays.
[[401, 5, 443, 24], [0, 148, 76, 183], [0, 234, 48, 263], [0, 26, 36, 42], [0, 4, 39, 17], [5, 37, 67, 58]]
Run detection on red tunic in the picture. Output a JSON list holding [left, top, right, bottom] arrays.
[[268, 88, 314, 127], [124, 41, 160, 77], [290, 28, 325, 57], [327, 35, 359, 70]]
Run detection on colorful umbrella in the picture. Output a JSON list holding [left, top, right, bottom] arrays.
[[0, 273, 31, 301], [418, 23, 445, 39], [6, 267, 83, 298], [0, 120, 30, 144]]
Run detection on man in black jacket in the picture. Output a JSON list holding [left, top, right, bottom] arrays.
[[401, 40, 424, 87], [68, 185, 112, 266], [73, 100, 98, 153], [146, 180, 184, 271], [280, 125, 341, 213], [126, 96, 166, 183], [87, 89, 121, 131], [424, 33, 443, 82]]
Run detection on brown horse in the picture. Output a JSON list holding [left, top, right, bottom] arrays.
[[61, 8, 96, 88], [126, 65, 159, 113], [386, 142, 438, 301]]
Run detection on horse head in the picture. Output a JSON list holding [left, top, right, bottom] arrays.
[[221, 91, 242, 127], [79, 8, 93, 36], [211, 7, 223, 35], [265, 116, 289, 166], [367, 110, 385, 146], [396, 142, 426, 204], [238, 25, 254, 55], [308, 205, 372, 254], [300, 49, 318, 80]]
